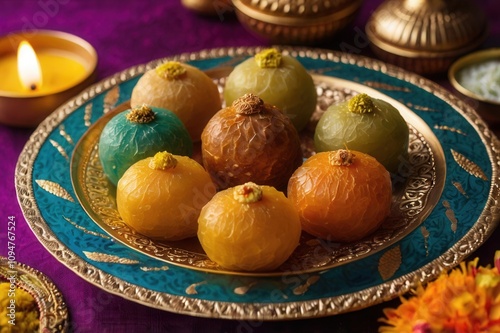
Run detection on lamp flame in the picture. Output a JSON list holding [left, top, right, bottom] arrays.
[[17, 41, 42, 91]]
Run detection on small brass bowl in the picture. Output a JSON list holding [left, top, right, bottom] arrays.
[[0, 30, 97, 128], [366, 0, 488, 75], [232, 0, 364, 45], [449, 48, 500, 125]]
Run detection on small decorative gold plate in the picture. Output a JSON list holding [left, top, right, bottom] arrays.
[[0, 257, 69, 332]]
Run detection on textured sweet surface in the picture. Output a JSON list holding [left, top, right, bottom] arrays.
[[201, 94, 303, 191]]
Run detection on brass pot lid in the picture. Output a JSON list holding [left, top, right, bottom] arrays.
[[366, 0, 488, 57], [232, 0, 363, 25]]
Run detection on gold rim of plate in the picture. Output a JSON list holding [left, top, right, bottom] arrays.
[[70, 67, 446, 277], [0, 257, 69, 332]]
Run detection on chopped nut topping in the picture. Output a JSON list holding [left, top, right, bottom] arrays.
[[255, 48, 282, 68], [155, 61, 187, 80], [233, 182, 263, 203], [126, 104, 156, 123], [233, 93, 264, 115], [348, 93, 376, 114], [149, 151, 178, 170], [329, 149, 355, 166]]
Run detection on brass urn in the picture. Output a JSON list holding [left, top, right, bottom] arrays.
[[181, 0, 233, 16], [232, 0, 364, 45], [366, 0, 488, 74]]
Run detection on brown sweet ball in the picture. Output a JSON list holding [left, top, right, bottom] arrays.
[[201, 93, 303, 191], [130, 61, 222, 142]]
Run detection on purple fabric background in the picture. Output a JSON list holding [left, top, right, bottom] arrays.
[[1, 0, 499, 332]]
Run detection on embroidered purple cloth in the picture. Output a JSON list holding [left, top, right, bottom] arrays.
[[0, 0, 499, 332]]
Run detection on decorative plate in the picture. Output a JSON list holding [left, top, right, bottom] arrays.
[[16, 47, 500, 320], [0, 257, 69, 332]]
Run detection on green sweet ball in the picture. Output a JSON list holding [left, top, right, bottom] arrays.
[[314, 94, 409, 173], [98, 105, 193, 185], [223, 50, 317, 132]]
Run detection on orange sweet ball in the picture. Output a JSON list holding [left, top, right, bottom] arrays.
[[287, 149, 392, 243], [116, 151, 216, 241], [197, 182, 302, 272]]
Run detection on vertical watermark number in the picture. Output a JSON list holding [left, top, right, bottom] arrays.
[[6, 216, 17, 326]]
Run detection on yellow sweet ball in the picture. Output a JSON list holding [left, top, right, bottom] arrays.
[[117, 151, 216, 241], [197, 182, 302, 272], [130, 61, 222, 142]]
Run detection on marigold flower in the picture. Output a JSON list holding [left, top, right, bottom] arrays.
[[379, 251, 500, 333]]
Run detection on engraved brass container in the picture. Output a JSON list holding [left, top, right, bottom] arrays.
[[449, 48, 500, 125], [366, 0, 488, 74], [181, 0, 232, 15], [232, 0, 364, 45]]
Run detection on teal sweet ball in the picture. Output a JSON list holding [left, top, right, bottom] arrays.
[[98, 105, 193, 185]]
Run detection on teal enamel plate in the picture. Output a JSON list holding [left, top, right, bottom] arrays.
[[16, 47, 500, 320]]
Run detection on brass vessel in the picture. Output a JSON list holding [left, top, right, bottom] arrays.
[[181, 0, 233, 16], [366, 0, 488, 74], [0, 30, 97, 127], [232, 0, 364, 45]]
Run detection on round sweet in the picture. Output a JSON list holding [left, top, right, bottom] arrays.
[[287, 149, 392, 243], [197, 182, 302, 272], [98, 105, 192, 186], [314, 94, 409, 173], [223, 48, 317, 132], [117, 152, 216, 241], [130, 61, 222, 142], [201, 93, 303, 191]]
